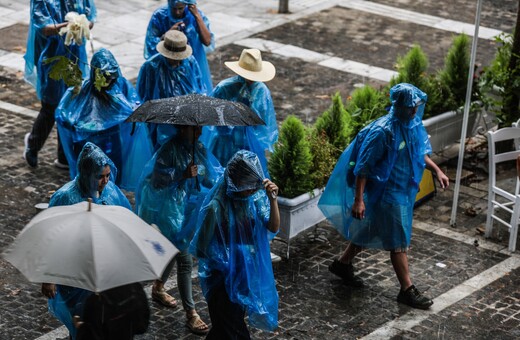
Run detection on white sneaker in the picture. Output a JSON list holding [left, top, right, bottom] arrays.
[[53, 159, 69, 170], [270, 252, 282, 263], [23, 132, 38, 168]]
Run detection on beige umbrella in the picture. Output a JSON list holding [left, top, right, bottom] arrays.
[[3, 201, 178, 292]]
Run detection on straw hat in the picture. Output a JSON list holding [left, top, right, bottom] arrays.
[[225, 49, 276, 82], [157, 30, 192, 60]]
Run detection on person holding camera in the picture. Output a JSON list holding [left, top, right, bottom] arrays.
[[144, 0, 214, 92]]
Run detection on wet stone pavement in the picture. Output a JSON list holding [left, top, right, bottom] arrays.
[[1, 0, 520, 339]]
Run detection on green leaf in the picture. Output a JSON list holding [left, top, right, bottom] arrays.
[[94, 68, 110, 92], [43, 55, 82, 91]]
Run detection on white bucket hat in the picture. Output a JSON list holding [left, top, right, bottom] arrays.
[[224, 48, 276, 82], [157, 30, 192, 60]]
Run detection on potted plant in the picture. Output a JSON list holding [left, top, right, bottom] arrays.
[[314, 91, 351, 159], [389, 35, 483, 152], [480, 32, 520, 128], [345, 84, 388, 139], [269, 115, 332, 257]]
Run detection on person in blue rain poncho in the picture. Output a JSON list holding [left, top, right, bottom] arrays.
[[55, 48, 152, 191], [23, 0, 96, 169], [190, 150, 280, 339], [201, 49, 278, 176], [137, 30, 207, 150], [40, 142, 131, 340], [135, 125, 222, 335], [144, 0, 214, 91], [318, 83, 449, 310]]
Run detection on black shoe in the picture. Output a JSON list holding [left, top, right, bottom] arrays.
[[23, 133, 38, 168], [397, 285, 433, 310], [329, 259, 364, 287]]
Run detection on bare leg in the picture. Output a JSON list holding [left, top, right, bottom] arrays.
[[339, 243, 363, 264], [330, 243, 364, 287], [390, 251, 412, 290]]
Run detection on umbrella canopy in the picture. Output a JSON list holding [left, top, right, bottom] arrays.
[[126, 93, 265, 126], [3, 201, 178, 292]]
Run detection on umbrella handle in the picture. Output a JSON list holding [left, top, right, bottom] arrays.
[[192, 129, 201, 192]]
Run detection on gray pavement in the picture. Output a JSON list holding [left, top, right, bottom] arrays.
[[0, 0, 520, 339]]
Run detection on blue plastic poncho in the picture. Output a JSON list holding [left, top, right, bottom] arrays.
[[136, 129, 223, 251], [47, 142, 130, 339], [201, 76, 278, 176], [55, 48, 153, 191], [136, 53, 208, 149], [25, 0, 97, 105], [190, 150, 278, 331], [144, 0, 214, 91], [318, 83, 431, 250]]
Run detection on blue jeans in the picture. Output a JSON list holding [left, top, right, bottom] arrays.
[[161, 249, 195, 311]]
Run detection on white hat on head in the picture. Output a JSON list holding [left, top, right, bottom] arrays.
[[224, 48, 276, 82]]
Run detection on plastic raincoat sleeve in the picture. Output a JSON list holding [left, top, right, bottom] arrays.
[[248, 83, 278, 152], [136, 137, 222, 251]]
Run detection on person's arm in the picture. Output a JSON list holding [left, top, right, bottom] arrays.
[[424, 155, 449, 189], [187, 5, 211, 46], [352, 176, 367, 219], [41, 22, 68, 36], [263, 179, 280, 233]]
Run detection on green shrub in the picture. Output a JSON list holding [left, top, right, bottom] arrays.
[[346, 85, 388, 138], [268, 115, 314, 198], [307, 128, 336, 189], [314, 92, 351, 158], [480, 33, 520, 127], [440, 33, 471, 106], [422, 75, 456, 118], [390, 44, 429, 90]]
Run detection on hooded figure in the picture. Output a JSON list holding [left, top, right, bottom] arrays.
[[55, 48, 153, 191], [144, 0, 214, 91], [318, 83, 431, 249], [190, 150, 280, 337], [23, 0, 97, 168], [137, 30, 207, 150], [201, 49, 278, 176], [43, 142, 131, 339], [135, 125, 222, 335], [318, 84, 449, 310]]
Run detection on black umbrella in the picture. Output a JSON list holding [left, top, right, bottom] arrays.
[[127, 94, 265, 191], [126, 93, 265, 126]]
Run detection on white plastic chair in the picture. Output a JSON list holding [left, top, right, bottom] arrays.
[[512, 118, 520, 149], [485, 127, 520, 252]]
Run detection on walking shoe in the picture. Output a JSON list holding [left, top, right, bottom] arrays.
[[23, 133, 38, 168], [328, 259, 364, 287], [53, 159, 69, 170], [397, 285, 433, 310]]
